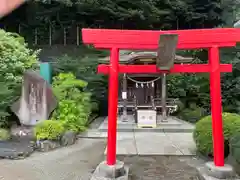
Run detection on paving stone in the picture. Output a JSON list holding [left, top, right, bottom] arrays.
[[94, 116, 196, 156], [78, 130, 103, 138], [104, 132, 137, 155], [134, 132, 183, 155], [165, 133, 196, 155]]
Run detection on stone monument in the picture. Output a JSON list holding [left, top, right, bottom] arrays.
[[11, 70, 57, 126]]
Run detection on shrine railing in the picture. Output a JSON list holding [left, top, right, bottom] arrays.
[[118, 97, 179, 114]]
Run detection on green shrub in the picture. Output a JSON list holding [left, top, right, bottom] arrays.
[[0, 128, 10, 140], [51, 73, 92, 132], [230, 133, 240, 163], [52, 54, 108, 114], [34, 120, 65, 141], [193, 113, 240, 157], [179, 107, 206, 123], [0, 30, 39, 126]]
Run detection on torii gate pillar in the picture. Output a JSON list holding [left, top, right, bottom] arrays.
[[82, 28, 240, 180]]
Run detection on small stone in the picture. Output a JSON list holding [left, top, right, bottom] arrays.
[[37, 140, 60, 152], [10, 125, 34, 140], [60, 131, 77, 146]]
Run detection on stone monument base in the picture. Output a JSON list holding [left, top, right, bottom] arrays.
[[91, 160, 129, 180], [197, 161, 238, 180]]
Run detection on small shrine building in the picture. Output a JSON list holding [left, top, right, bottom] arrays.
[[99, 51, 193, 122]]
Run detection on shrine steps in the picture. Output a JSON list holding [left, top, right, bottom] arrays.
[[98, 115, 194, 133], [79, 116, 196, 156]]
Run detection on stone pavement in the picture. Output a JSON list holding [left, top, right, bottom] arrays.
[[103, 132, 196, 155], [0, 138, 106, 180], [80, 116, 196, 156], [98, 115, 194, 132]]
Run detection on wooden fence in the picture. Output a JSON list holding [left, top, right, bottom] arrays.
[[2, 24, 81, 46]]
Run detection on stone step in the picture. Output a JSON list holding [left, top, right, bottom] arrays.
[[98, 116, 195, 133], [98, 125, 194, 133]]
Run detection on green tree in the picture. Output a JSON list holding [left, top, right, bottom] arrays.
[[0, 30, 39, 126], [221, 47, 240, 113], [51, 73, 92, 132], [52, 53, 108, 112]]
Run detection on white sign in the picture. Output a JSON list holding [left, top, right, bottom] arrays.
[[122, 92, 127, 99], [137, 110, 157, 128]]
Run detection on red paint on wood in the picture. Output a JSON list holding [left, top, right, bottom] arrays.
[[94, 42, 236, 50], [81, 28, 238, 167], [209, 46, 225, 166], [82, 28, 240, 49], [106, 48, 119, 165], [97, 64, 232, 74]]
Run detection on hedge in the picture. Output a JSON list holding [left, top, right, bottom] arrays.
[[193, 112, 240, 157]]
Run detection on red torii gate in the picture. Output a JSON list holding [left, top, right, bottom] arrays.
[[82, 28, 240, 167]]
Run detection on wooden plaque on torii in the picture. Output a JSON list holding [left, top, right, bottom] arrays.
[[157, 34, 179, 70]]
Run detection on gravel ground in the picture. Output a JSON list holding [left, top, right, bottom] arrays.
[[118, 155, 200, 180], [0, 138, 106, 180]]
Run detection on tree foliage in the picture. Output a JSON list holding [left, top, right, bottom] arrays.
[[2, 0, 236, 32], [51, 53, 108, 110], [0, 30, 39, 126], [51, 73, 93, 132], [221, 47, 240, 113], [1, 0, 240, 119]]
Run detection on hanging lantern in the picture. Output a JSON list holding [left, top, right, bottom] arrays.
[[147, 83, 149, 88], [152, 82, 154, 87], [136, 83, 138, 88], [141, 83, 144, 88]]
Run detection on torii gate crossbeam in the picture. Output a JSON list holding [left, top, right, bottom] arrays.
[[82, 28, 240, 167]]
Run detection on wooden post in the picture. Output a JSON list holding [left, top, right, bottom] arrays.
[[18, 24, 21, 34], [107, 47, 119, 165], [34, 28, 38, 45], [122, 73, 127, 121], [161, 73, 167, 121], [209, 46, 224, 166], [77, 26, 79, 46], [49, 24, 52, 46], [64, 27, 67, 46]]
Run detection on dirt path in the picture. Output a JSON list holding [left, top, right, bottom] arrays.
[[118, 155, 200, 180]]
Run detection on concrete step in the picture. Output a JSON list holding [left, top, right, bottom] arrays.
[[98, 116, 195, 133], [98, 125, 194, 133]]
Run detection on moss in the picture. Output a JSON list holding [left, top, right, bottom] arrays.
[[0, 128, 10, 140]]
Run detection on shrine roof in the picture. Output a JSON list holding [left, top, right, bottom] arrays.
[[99, 50, 194, 64]]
